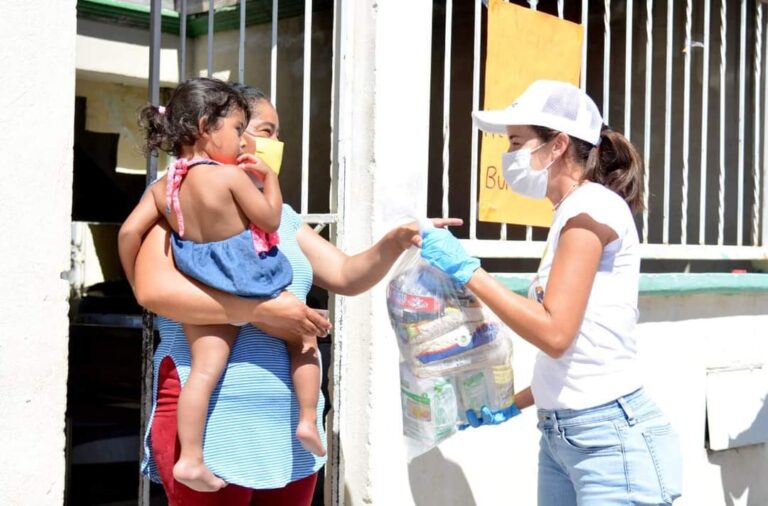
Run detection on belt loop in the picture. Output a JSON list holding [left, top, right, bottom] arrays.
[[617, 396, 637, 426]]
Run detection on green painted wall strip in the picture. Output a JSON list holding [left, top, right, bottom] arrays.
[[491, 273, 768, 297], [77, 0, 331, 36], [77, 0, 180, 33]]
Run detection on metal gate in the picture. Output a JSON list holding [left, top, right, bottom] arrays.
[[141, 1, 344, 503]]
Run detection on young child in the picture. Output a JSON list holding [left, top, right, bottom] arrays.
[[118, 78, 325, 493]]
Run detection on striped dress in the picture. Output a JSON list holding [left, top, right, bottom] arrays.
[[140, 204, 326, 489]]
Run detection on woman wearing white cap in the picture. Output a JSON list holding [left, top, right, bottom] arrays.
[[420, 80, 682, 505]]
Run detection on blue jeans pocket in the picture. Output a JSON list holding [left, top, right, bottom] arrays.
[[642, 424, 683, 504], [560, 421, 622, 454]]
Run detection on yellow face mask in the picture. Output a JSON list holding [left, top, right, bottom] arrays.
[[253, 137, 284, 176]]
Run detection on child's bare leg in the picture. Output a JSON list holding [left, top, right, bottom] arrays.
[[286, 334, 325, 456], [173, 324, 237, 492]]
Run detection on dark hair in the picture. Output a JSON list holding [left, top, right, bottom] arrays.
[[230, 83, 270, 106], [138, 77, 251, 157], [531, 125, 645, 213]]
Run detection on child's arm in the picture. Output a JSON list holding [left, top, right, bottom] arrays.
[[118, 184, 163, 287], [227, 155, 283, 233]]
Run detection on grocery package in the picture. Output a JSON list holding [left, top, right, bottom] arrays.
[[387, 247, 515, 457]]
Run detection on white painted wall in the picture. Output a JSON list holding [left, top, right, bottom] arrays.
[[333, 1, 435, 504], [0, 1, 76, 504]]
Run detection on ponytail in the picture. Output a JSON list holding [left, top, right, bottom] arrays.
[[579, 126, 644, 213], [138, 104, 170, 157]]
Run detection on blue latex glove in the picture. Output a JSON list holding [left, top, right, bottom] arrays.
[[420, 228, 481, 285], [459, 403, 521, 430]]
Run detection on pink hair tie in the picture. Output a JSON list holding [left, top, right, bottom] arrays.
[[158, 105, 166, 114]]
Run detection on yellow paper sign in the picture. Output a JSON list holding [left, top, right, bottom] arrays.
[[479, 0, 584, 227]]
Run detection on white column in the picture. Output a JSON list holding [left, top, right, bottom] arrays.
[[0, 1, 76, 503], [332, 1, 433, 504]]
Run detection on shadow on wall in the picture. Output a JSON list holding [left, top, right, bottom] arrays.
[[408, 447, 476, 506], [709, 399, 768, 506]]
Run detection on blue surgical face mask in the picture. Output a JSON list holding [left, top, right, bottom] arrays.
[[501, 142, 555, 199]]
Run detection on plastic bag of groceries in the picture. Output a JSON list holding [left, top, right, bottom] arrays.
[[386, 246, 515, 458]]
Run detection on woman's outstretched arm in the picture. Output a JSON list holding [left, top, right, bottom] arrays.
[[134, 221, 330, 339], [297, 219, 462, 296]]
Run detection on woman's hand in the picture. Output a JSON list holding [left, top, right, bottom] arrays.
[[390, 217, 464, 250], [250, 291, 332, 341], [420, 227, 480, 285]]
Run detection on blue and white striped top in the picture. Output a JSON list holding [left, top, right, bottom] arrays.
[[140, 205, 326, 489]]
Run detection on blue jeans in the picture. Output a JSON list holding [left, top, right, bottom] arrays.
[[537, 388, 682, 505]]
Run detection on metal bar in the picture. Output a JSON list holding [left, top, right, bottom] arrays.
[[681, 0, 692, 244], [642, 0, 653, 243], [737, 0, 747, 246], [238, 0, 246, 84], [558, 0, 564, 19], [603, 0, 611, 123], [461, 239, 768, 261], [662, 0, 673, 244], [140, 4, 161, 505], [207, 0, 214, 77], [442, 0, 453, 219], [470, 0, 481, 239], [581, 0, 588, 91], [271, 0, 278, 106], [624, 0, 633, 139], [180, 0, 187, 80], [300, 213, 339, 224], [718, 0, 727, 245], [328, 0, 350, 501], [700, 0, 711, 245], [527, 0, 538, 10], [753, 3, 763, 246], [300, 0, 312, 215], [763, 7, 768, 247]]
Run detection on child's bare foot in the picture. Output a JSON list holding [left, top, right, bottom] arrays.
[[173, 458, 227, 492], [296, 420, 326, 456]]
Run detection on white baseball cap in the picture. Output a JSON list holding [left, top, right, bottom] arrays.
[[472, 80, 604, 145]]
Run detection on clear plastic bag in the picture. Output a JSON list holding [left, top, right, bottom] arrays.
[[387, 247, 515, 457]]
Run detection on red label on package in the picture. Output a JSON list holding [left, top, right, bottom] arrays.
[[402, 294, 441, 312]]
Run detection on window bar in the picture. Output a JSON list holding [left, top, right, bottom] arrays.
[[442, 0, 453, 219], [737, 0, 747, 246], [558, 0, 564, 18], [581, 0, 589, 91], [208, 0, 214, 77], [524, 0, 536, 242], [624, 0, 633, 139], [663, 0, 673, 244], [699, 0, 711, 245], [271, 0, 278, 106], [642, 0, 653, 243], [603, 0, 611, 124], [681, 0, 692, 244], [754, 3, 764, 246], [469, 0, 482, 240], [140, 2, 162, 505], [300, 0, 313, 215], [238, 0, 246, 84], [763, 11, 768, 248], [718, 0, 727, 245], [179, 0, 187, 81]]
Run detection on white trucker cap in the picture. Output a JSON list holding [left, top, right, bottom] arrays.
[[472, 80, 604, 145]]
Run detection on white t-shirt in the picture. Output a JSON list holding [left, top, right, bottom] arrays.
[[529, 182, 641, 410]]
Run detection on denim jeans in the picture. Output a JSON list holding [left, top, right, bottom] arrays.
[[537, 388, 682, 506]]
